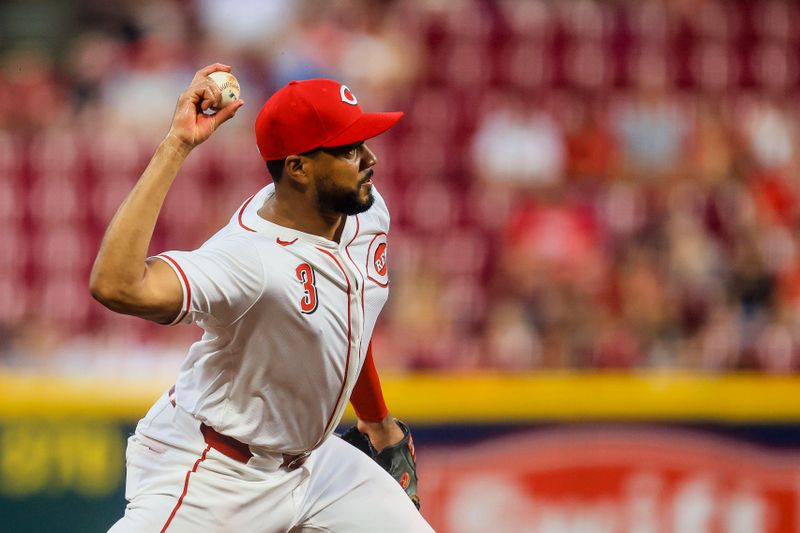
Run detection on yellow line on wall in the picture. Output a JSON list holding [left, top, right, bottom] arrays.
[[3, 372, 800, 422], [369, 372, 800, 423]]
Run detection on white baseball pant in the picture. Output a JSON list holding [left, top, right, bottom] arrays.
[[108, 391, 435, 532]]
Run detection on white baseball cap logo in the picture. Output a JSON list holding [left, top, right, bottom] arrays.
[[340, 85, 358, 106]]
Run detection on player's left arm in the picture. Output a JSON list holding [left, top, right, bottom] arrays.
[[345, 342, 420, 508], [349, 343, 397, 443]]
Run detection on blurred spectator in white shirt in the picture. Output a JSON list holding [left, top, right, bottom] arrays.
[[471, 95, 566, 187]]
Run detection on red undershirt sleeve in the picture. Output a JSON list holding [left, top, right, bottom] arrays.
[[349, 342, 389, 423]]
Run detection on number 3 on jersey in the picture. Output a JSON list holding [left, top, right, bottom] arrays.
[[295, 263, 319, 314]]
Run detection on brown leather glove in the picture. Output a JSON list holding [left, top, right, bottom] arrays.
[[340, 419, 420, 509]]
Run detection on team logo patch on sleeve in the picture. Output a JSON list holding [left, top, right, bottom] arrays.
[[366, 233, 389, 287]]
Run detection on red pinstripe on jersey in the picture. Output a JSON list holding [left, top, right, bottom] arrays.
[[160, 444, 212, 532], [159, 254, 191, 324], [315, 247, 353, 444], [237, 195, 257, 232], [344, 215, 366, 317]]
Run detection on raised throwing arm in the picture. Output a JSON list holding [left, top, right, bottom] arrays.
[[89, 63, 244, 324]]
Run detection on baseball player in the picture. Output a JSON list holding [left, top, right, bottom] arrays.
[[90, 63, 435, 532]]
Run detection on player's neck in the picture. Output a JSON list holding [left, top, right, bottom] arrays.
[[258, 193, 345, 243]]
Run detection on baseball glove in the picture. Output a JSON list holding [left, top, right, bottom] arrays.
[[341, 419, 420, 509]]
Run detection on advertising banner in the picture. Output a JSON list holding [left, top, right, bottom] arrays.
[[419, 428, 800, 533]]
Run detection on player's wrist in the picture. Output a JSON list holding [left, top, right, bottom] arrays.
[[161, 133, 195, 159], [357, 414, 405, 452]]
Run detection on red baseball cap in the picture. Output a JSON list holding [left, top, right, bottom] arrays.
[[254, 79, 403, 161]]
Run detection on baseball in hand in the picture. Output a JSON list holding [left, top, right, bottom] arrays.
[[208, 71, 240, 110]]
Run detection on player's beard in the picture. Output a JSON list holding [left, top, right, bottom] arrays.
[[315, 173, 375, 215]]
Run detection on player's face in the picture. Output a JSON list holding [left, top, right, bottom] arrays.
[[312, 142, 377, 216]]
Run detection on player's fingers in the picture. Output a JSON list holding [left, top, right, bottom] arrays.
[[199, 86, 220, 111], [214, 99, 245, 126], [185, 80, 209, 101], [206, 83, 222, 106], [193, 63, 231, 81], [200, 88, 212, 111]]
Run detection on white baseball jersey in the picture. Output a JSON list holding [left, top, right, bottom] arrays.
[[151, 183, 391, 454]]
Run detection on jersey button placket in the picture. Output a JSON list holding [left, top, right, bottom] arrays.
[[314, 247, 358, 448], [341, 254, 362, 387], [320, 248, 362, 437], [342, 251, 365, 373]]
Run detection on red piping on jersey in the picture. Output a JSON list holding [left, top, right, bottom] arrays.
[[237, 195, 257, 232], [345, 215, 360, 249], [343, 217, 367, 380], [344, 215, 366, 317], [316, 247, 353, 441], [160, 444, 211, 532], [277, 237, 297, 246], [160, 254, 191, 324]]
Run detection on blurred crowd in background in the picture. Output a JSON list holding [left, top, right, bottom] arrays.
[[2, 0, 800, 375]]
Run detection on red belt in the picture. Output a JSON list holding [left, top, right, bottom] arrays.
[[169, 385, 308, 469], [200, 423, 253, 463]]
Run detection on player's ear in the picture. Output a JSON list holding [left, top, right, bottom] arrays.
[[284, 155, 310, 185]]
